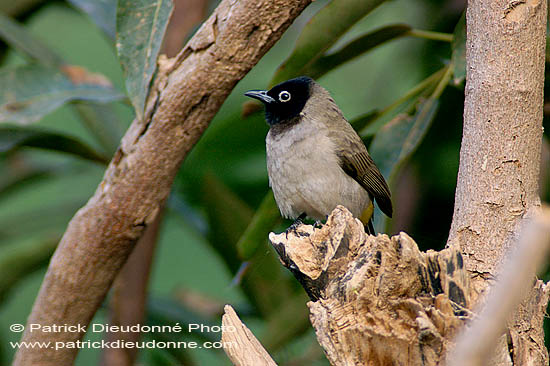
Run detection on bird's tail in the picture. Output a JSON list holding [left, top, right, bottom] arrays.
[[360, 202, 376, 235], [365, 219, 375, 235]]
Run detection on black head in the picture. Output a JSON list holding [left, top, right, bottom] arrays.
[[244, 76, 313, 126]]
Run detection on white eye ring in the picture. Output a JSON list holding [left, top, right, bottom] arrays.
[[278, 91, 291, 102]]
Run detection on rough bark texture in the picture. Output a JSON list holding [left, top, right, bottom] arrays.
[[221, 305, 278, 366], [100, 5, 204, 363], [100, 209, 163, 366], [446, 0, 548, 364], [13, 1, 312, 365], [269, 206, 472, 366]]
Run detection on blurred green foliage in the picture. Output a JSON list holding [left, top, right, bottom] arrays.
[[0, 0, 548, 365]]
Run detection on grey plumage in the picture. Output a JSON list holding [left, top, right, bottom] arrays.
[[245, 77, 392, 232]]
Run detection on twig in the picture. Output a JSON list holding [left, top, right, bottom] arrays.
[[447, 207, 550, 366], [221, 305, 277, 366], [13, 0, 312, 364]]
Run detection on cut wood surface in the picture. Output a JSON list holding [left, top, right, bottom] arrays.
[[221, 305, 278, 366]]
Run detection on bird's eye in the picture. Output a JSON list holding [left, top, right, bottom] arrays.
[[278, 91, 291, 102]]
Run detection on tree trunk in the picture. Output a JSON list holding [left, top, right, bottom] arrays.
[[447, 0, 548, 364]]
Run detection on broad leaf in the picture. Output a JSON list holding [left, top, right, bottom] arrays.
[[350, 109, 379, 133], [0, 12, 64, 67], [200, 174, 296, 316], [305, 24, 412, 79], [73, 102, 124, 154], [451, 12, 466, 86], [0, 166, 54, 203], [147, 297, 219, 343], [369, 98, 439, 232], [0, 64, 123, 124], [0, 236, 58, 303], [68, 0, 116, 40], [201, 173, 253, 273], [271, 0, 387, 85], [0, 126, 109, 164], [370, 99, 439, 182], [236, 192, 281, 260], [116, 0, 173, 120]]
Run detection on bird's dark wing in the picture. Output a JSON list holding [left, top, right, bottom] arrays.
[[338, 151, 393, 218]]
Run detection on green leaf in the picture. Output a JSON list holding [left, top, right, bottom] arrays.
[[116, 0, 173, 120], [369, 98, 439, 233], [0, 64, 124, 124], [0, 126, 109, 164], [67, 0, 116, 40], [370, 98, 440, 182], [305, 24, 412, 79], [73, 102, 123, 155], [0, 12, 64, 68], [358, 67, 447, 137], [202, 172, 254, 273], [451, 11, 466, 86], [0, 166, 54, 203], [0, 236, 58, 303], [350, 109, 379, 133], [263, 293, 311, 351], [200, 174, 297, 316], [236, 191, 281, 260], [147, 297, 219, 343], [271, 0, 388, 85]]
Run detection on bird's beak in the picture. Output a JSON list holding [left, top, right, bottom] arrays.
[[244, 90, 275, 104]]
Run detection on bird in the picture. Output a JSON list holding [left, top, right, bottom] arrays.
[[244, 76, 392, 235]]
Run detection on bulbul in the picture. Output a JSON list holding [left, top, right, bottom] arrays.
[[245, 76, 392, 234]]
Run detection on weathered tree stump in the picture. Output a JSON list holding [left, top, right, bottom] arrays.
[[269, 206, 472, 366]]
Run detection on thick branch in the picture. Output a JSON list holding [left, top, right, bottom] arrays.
[[446, 1, 548, 364], [100, 208, 163, 366], [13, 1, 311, 365], [448, 0, 546, 285]]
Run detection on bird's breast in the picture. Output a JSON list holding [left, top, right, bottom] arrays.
[[265, 120, 369, 220]]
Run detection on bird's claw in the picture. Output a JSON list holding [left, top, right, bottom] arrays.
[[285, 213, 306, 239]]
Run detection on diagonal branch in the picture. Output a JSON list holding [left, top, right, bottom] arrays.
[[221, 305, 278, 366], [13, 0, 312, 364], [448, 207, 550, 366]]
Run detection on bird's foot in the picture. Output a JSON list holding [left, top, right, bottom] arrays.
[[285, 213, 306, 239]]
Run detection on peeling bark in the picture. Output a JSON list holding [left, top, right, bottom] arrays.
[[270, 206, 472, 366]]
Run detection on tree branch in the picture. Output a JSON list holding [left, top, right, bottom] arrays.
[[13, 1, 312, 364], [100, 207, 164, 366]]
